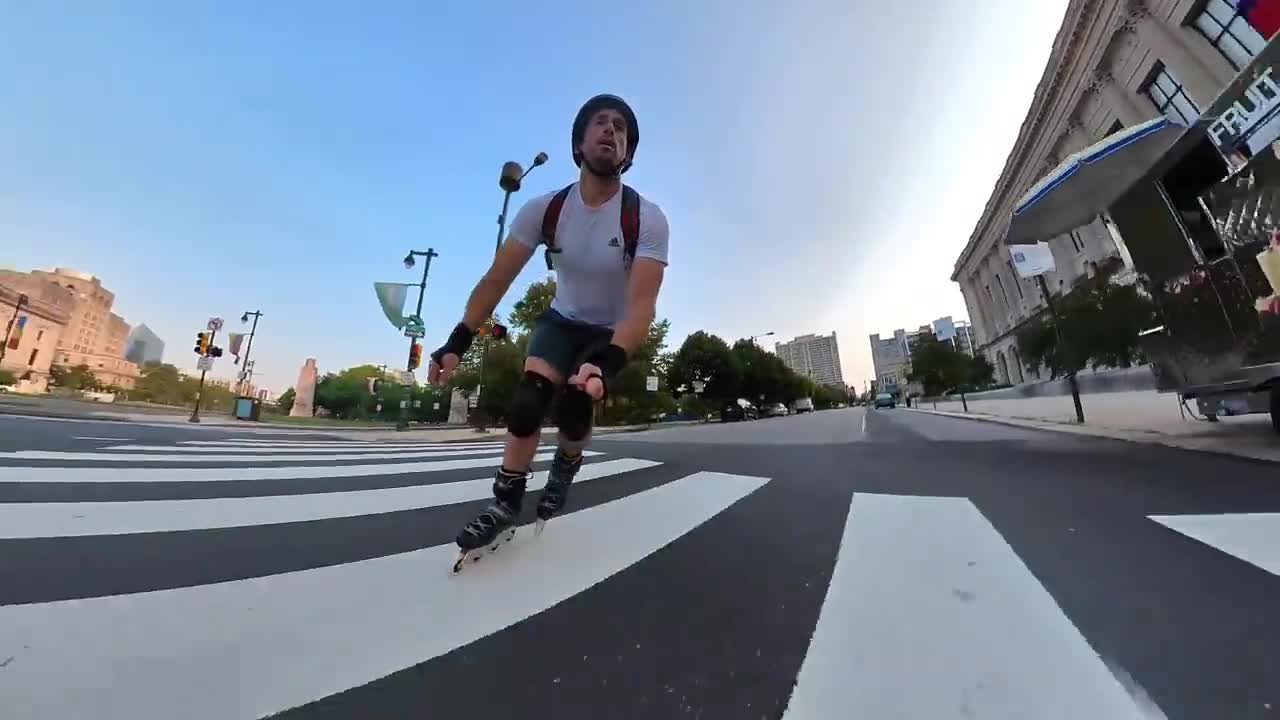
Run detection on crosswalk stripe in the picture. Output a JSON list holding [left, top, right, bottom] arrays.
[[0, 458, 660, 539], [0, 447, 520, 463], [105, 443, 520, 454], [0, 450, 601, 483], [180, 439, 506, 448], [0, 469, 769, 720], [1149, 512, 1280, 576], [783, 493, 1157, 719]]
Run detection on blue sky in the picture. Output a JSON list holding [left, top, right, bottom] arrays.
[[0, 0, 1069, 393]]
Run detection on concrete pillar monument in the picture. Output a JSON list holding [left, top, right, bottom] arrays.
[[289, 358, 318, 417]]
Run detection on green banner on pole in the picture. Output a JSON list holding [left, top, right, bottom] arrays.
[[374, 282, 412, 329]]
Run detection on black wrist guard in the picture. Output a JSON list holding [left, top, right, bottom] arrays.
[[430, 322, 475, 366], [584, 344, 628, 388]]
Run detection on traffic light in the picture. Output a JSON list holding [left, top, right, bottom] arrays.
[[408, 342, 422, 370], [490, 323, 507, 340], [208, 346, 224, 358], [194, 332, 209, 355]]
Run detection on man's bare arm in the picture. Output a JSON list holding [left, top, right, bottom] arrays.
[[609, 257, 665, 354], [460, 238, 537, 329]]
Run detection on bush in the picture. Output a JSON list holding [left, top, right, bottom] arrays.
[[0, 369, 16, 386]]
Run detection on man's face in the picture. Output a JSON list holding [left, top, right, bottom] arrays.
[[580, 108, 628, 171]]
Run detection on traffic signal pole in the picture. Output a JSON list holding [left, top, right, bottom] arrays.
[[398, 249, 436, 432], [189, 328, 218, 424]]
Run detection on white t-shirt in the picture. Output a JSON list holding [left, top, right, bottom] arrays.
[[510, 183, 669, 328]]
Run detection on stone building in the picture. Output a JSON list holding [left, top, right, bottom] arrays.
[[952, 0, 1265, 385]]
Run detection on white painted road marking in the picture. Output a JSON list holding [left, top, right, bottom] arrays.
[[179, 439, 507, 449], [783, 493, 1158, 719], [0, 470, 769, 720], [105, 442, 527, 454], [0, 447, 516, 463], [0, 458, 660, 539], [72, 436, 133, 441], [0, 450, 600, 483], [1149, 512, 1280, 576]]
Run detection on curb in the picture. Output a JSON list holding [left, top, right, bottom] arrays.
[[899, 407, 1280, 465]]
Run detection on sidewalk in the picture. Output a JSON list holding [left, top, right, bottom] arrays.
[[903, 402, 1280, 464]]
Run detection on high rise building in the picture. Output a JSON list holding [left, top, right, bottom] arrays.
[[775, 332, 845, 387], [869, 329, 910, 392], [126, 324, 165, 366], [30, 268, 141, 389]]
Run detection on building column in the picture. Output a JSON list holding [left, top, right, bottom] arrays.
[[1125, 0, 1223, 110], [959, 281, 988, 349]]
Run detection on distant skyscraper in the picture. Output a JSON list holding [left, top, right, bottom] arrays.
[[775, 332, 845, 387], [126, 323, 165, 365]]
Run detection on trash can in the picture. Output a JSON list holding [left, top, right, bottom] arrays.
[[234, 396, 261, 421]]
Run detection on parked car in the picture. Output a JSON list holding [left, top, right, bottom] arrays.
[[762, 402, 788, 417], [792, 397, 814, 414], [873, 392, 896, 409], [721, 398, 760, 422]]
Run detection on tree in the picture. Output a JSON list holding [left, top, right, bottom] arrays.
[[52, 364, 100, 392], [906, 333, 973, 397], [314, 373, 368, 419], [508, 278, 557, 336], [276, 387, 296, 414], [135, 363, 190, 405], [602, 318, 674, 424], [0, 369, 15, 386], [668, 331, 741, 403]]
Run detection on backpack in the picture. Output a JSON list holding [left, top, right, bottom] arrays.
[[540, 184, 640, 271]]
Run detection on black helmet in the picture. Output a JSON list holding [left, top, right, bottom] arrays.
[[572, 94, 639, 176]]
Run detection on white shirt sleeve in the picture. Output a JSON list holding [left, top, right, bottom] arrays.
[[636, 200, 670, 266], [509, 191, 557, 250]]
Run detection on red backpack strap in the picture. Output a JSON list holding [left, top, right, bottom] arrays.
[[620, 185, 640, 266], [541, 184, 574, 270]]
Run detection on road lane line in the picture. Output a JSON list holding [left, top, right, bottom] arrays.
[[1149, 512, 1280, 576], [783, 493, 1157, 719], [1, 447, 522, 463], [107, 443, 522, 454], [72, 436, 134, 441], [0, 458, 659, 539], [0, 470, 769, 720], [180, 439, 507, 449], [0, 450, 600, 483]]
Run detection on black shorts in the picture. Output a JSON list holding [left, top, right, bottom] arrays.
[[526, 309, 613, 381]]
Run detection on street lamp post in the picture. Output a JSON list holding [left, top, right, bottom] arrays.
[[236, 310, 263, 398], [400, 248, 438, 431], [0, 293, 29, 364], [473, 152, 547, 432], [748, 331, 775, 347]]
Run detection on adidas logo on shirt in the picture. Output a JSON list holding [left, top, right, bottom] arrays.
[[608, 237, 621, 247]]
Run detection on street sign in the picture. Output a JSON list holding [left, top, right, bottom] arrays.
[[400, 400, 409, 409], [433, 402, 440, 410], [413, 400, 421, 408], [402, 315, 425, 338], [468, 393, 479, 408], [206, 317, 224, 333], [398, 370, 415, 386], [646, 375, 659, 392], [692, 380, 705, 394], [196, 356, 213, 372]]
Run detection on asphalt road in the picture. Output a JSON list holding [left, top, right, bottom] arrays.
[[1, 408, 1278, 719]]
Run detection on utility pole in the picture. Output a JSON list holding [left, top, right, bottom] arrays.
[[1036, 274, 1084, 423], [399, 249, 437, 431], [0, 293, 29, 364]]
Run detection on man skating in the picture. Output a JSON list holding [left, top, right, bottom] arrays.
[[428, 94, 669, 566]]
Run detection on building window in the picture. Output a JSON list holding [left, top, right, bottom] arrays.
[[1144, 63, 1201, 125], [1006, 261, 1025, 299], [1193, 0, 1268, 71], [995, 274, 1011, 306], [27, 349, 38, 366]]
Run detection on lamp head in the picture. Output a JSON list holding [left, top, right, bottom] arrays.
[[403, 254, 415, 270], [500, 161, 525, 193]]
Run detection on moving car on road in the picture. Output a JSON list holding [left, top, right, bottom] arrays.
[[763, 402, 788, 418], [873, 392, 896, 409]]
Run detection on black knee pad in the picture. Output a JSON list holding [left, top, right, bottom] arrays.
[[507, 371, 556, 437], [556, 386, 594, 441]]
